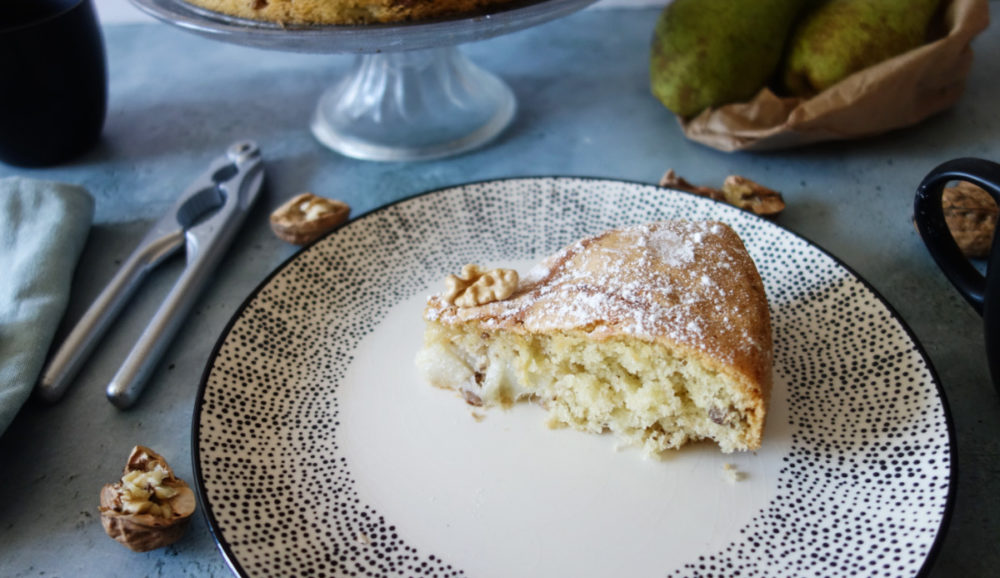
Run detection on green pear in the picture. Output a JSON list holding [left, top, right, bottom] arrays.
[[650, 0, 807, 119], [782, 0, 944, 96]]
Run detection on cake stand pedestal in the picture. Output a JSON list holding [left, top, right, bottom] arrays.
[[310, 46, 515, 161], [130, 0, 599, 161]]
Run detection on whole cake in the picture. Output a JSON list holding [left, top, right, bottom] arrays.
[[183, 0, 522, 25], [416, 221, 773, 455]]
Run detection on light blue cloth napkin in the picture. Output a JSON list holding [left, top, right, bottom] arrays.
[[1, 177, 93, 436]]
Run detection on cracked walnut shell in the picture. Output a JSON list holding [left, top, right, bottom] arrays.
[[659, 169, 726, 202], [270, 193, 351, 245], [99, 446, 196, 552]]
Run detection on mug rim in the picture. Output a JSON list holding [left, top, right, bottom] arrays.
[[0, 0, 89, 36]]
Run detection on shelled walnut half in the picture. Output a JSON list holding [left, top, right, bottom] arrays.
[[270, 192, 351, 245], [720, 175, 786, 217], [444, 264, 519, 307], [99, 446, 196, 552], [943, 181, 998, 259], [660, 169, 785, 218]]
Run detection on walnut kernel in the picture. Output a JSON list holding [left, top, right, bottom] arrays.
[[270, 193, 350, 245], [444, 264, 519, 307], [943, 181, 998, 259], [659, 170, 785, 218], [721, 175, 786, 217]]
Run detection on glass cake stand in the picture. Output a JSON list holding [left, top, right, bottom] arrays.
[[130, 0, 599, 161]]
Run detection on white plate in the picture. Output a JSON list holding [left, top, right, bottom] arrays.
[[194, 177, 954, 577]]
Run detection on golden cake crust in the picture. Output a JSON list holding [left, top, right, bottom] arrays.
[[183, 0, 522, 25], [424, 221, 774, 442]]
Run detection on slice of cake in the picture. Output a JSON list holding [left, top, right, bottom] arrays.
[[416, 221, 773, 455]]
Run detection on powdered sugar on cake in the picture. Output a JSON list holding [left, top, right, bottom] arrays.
[[425, 221, 768, 367]]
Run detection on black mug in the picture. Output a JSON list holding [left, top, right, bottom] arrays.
[[0, 0, 107, 167], [913, 158, 1000, 394]]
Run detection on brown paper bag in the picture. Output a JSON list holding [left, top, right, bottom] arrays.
[[679, 0, 989, 152]]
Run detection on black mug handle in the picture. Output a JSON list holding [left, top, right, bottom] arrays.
[[913, 157, 1000, 393]]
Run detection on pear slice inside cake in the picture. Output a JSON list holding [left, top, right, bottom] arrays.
[[416, 221, 773, 455]]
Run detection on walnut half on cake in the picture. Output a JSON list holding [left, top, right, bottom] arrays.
[[416, 221, 773, 455]]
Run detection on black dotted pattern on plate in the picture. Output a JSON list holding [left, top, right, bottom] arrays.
[[195, 178, 951, 578]]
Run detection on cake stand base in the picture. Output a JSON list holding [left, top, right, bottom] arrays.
[[310, 46, 516, 162]]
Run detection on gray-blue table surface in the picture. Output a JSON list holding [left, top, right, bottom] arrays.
[[1, 7, 997, 578]]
